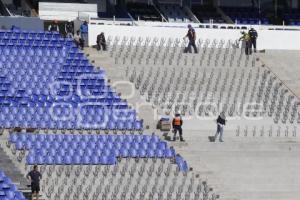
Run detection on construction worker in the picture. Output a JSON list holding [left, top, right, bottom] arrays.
[[80, 20, 88, 47], [96, 32, 107, 51], [172, 113, 184, 142], [239, 31, 251, 55], [64, 20, 74, 38], [183, 24, 198, 54], [214, 112, 226, 142], [48, 20, 59, 32], [248, 27, 258, 52]]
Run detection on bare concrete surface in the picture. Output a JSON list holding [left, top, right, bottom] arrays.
[[85, 47, 300, 200], [259, 50, 300, 98], [85, 48, 158, 131]]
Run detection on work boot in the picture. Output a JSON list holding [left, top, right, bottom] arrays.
[[180, 137, 185, 142]]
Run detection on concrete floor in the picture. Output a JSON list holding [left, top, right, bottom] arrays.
[[259, 50, 300, 99], [85, 47, 300, 200]]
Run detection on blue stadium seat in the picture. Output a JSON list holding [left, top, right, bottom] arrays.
[[0, 170, 25, 200], [9, 133, 188, 171], [0, 29, 142, 130]]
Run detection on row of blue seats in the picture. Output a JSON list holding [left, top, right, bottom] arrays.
[[0, 47, 65, 54], [236, 19, 269, 25], [289, 21, 300, 26], [0, 57, 65, 65], [0, 93, 120, 101], [0, 43, 66, 48], [0, 171, 26, 200], [0, 35, 72, 41], [0, 103, 130, 110], [0, 95, 122, 104], [0, 119, 143, 130], [0, 111, 137, 121], [284, 14, 300, 18], [0, 38, 73, 45], [0, 102, 128, 109], [0, 116, 137, 125], [0, 76, 105, 86], [0, 45, 64, 50], [9, 133, 188, 172], [0, 56, 84, 64], [0, 89, 117, 98], [0, 29, 60, 35], [11, 133, 159, 143], [1, 103, 134, 112]]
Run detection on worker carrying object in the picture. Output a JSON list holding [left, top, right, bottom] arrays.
[[172, 113, 185, 142]]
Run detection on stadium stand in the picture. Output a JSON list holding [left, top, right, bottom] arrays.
[[4, 132, 211, 200], [0, 30, 143, 130], [111, 36, 299, 126], [98, 4, 130, 19], [158, 3, 191, 22], [282, 8, 300, 25], [8, 132, 189, 170], [2, 1, 300, 199], [126, 2, 162, 21], [0, 28, 215, 199], [192, 5, 225, 23], [0, 170, 26, 200], [221, 6, 269, 25]]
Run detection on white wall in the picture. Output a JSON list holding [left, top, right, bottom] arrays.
[[39, 2, 98, 21], [88, 24, 300, 50]]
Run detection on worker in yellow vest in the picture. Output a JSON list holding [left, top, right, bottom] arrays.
[[239, 31, 251, 55], [172, 113, 184, 142]]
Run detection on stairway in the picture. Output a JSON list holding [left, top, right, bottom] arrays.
[[0, 143, 31, 198]]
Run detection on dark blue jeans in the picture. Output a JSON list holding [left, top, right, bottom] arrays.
[[81, 33, 88, 47], [185, 40, 198, 53]]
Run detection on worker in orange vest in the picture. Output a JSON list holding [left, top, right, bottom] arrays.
[[172, 113, 184, 142]]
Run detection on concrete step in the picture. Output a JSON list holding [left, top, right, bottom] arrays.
[[0, 144, 30, 198]]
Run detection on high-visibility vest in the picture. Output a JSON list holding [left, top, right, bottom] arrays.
[[244, 33, 250, 41], [174, 117, 181, 126]]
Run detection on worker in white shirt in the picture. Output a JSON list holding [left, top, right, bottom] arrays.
[[214, 112, 226, 142]]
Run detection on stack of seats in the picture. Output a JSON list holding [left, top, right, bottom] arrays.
[[282, 8, 300, 25], [0, 170, 26, 200], [158, 4, 191, 22], [221, 6, 269, 24], [9, 132, 188, 171], [126, 3, 162, 21], [0, 30, 143, 130], [192, 5, 225, 23]]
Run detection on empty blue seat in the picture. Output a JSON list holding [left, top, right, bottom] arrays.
[[10, 132, 188, 171]]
